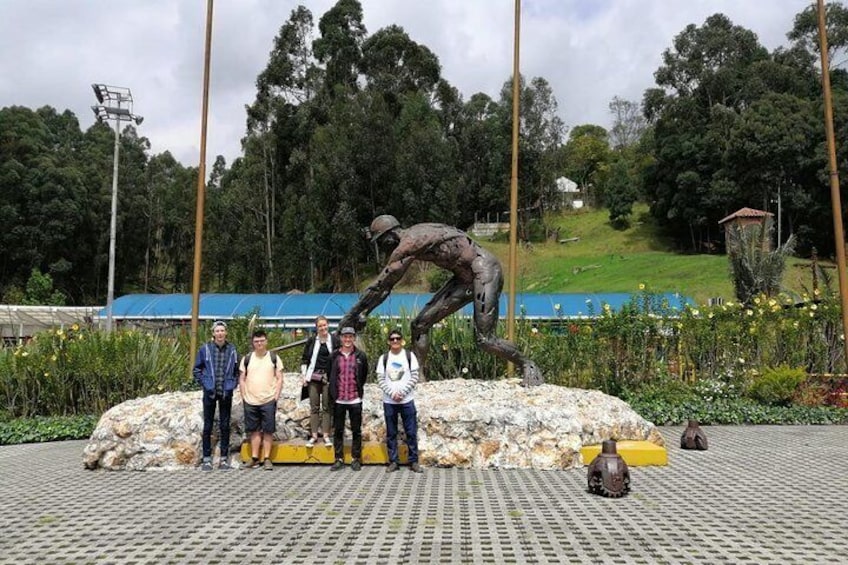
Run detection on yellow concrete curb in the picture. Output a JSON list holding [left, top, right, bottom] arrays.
[[581, 441, 668, 466], [241, 441, 408, 464], [243, 440, 667, 466]]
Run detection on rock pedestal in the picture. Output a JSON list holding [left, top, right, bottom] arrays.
[[83, 375, 663, 471]]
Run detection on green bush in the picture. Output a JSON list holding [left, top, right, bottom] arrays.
[[628, 395, 848, 425], [0, 414, 97, 445], [748, 365, 807, 406], [0, 326, 187, 417], [425, 268, 453, 292]]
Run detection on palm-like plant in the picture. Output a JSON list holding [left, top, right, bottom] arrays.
[[726, 222, 796, 304]]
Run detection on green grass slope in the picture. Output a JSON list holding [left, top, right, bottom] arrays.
[[392, 204, 816, 305], [481, 205, 732, 304]]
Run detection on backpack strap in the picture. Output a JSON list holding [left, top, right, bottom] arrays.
[[244, 351, 277, 372], [382, 350, 413, 372]]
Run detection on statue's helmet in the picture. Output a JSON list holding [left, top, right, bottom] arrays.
[[369, 214, 400, 242]]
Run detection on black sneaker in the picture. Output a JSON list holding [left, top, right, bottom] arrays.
[[386, 462, 399, 473], [201, 459, 213, 472], [409, 462, 424, 473], [243, 458, 260, 470], [219, 459, 231, 471], [351, 460, 361, 472], [330, 460, 344, 472]]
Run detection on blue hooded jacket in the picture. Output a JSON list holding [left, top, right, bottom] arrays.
[[192, 341, 239, 393]]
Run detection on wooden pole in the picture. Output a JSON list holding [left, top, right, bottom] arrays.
[[507, 0, 521, 376], [189, 0, 214, 374], [816, 0, 848, 370]]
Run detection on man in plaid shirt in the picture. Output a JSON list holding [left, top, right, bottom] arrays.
[[328, 326, 369, 472]]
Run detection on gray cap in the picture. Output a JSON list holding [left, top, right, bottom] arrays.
[[340, 326, 356, 335]]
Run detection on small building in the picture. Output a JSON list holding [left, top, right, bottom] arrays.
[[718, 207, 773, 252], [555, 176, 583, 209]]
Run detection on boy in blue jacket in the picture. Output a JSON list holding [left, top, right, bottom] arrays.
[[192, 320, 239, 470]]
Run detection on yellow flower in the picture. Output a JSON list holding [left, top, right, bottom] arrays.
[[745, 309, 753, 316], [638, 283, 645, 290], [71, 323, 80, 331], [810, 303, 818, 311], [21, 351, 29, 357], [442, 344, 449, 351], [691, 309, 699, 316], [381, 326, 389, 334], [51, 355, 58, 362], [708, 312, 714, 319], [43, 372, 50, 377], [793, 321, 799, 329], [531, 327, 539, 334]]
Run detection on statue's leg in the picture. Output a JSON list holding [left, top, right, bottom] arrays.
[[472, 258, 544, 386], [410, 277, 473, 380]]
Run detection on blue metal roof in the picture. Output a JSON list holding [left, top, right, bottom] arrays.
[[101, 292, 691, 324]]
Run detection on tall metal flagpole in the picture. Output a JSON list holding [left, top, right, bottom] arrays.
[[816, 0, 848, 370], [190, 0, 214, 374], [506, 0, 521, 377]]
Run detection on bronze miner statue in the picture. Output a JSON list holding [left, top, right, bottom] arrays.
[[338, 215, 544, 387], [587, 439, 631, 498], [680, 419, 708, 450]]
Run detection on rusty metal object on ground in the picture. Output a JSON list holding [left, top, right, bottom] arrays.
[[587, 439, 631, 498], [680, 420, 709, 450]]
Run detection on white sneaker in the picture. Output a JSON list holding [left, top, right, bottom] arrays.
[[306, 437, 315, 448], [324, 436, 333, 447]]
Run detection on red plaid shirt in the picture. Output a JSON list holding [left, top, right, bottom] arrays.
[[336, 351, 359, 401]]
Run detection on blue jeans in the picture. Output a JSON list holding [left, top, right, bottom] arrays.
[[202, 390, 232, 459], [383, 401, 418, 464]]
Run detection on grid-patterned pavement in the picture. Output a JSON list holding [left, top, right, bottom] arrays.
[[1, 426, 846, 564]]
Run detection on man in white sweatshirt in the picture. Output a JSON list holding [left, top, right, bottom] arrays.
[[376, 329, 423, 473]]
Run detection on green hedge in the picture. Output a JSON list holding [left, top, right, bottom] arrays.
[[627, 396, 848, 425], [0, 414, 97, 445]]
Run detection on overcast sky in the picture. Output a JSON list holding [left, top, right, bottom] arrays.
[[0, 1, 811, 169]]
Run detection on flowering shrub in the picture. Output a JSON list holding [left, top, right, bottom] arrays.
[[3, 288, 848, 418], [0, 325, 186, 417]]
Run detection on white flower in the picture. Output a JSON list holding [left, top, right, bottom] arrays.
[[461, 367, 469, 374]]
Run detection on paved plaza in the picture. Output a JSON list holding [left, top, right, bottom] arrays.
[[1, 426, 846, 564]]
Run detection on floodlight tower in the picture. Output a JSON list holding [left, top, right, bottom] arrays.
[[91, 84, 143, 332]]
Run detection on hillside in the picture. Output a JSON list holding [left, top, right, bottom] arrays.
[[393, 204, 819, 305]]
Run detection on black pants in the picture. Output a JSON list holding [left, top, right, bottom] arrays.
[[333, 402, 362, 462], [202, 390, 233, 458]]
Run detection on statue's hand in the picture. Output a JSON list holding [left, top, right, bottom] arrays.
[[338, 312, 367, 333], [353, 313, 368, 332]]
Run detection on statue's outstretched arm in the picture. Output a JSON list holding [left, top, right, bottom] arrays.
[[340, 255, 415, 329]]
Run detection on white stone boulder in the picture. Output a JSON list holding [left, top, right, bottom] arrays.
[[83, 374, 663, 471]]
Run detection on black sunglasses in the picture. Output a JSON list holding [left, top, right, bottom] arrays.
[[388, 336, 402, 342]]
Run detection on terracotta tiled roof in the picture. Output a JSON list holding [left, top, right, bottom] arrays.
[[718, 207, 773, 225]]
